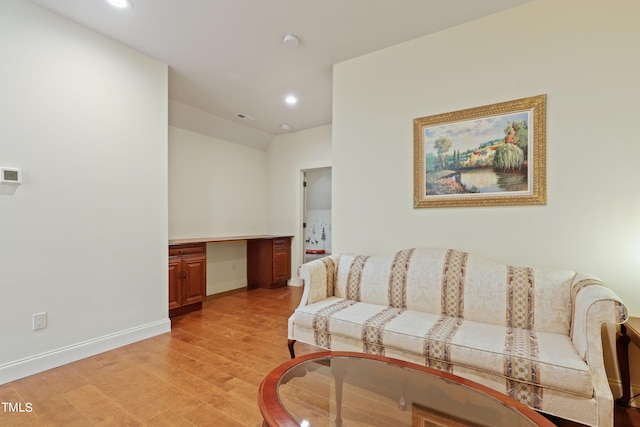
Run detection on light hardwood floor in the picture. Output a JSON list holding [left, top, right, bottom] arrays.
[[1, 286, 638, 426]]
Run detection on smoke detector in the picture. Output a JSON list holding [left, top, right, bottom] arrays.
[[283, 34, 299, 48]]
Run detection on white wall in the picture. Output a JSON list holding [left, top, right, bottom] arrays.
[[0, 0, 169, 383], [267, 125, 332, 282], [332, 0, 640, 399], [168, 126, 267, 238], [333, 0, 640, 315], [206, 241, 247, 295], [168, 126, 267, 293]]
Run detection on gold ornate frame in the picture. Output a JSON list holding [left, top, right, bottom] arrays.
[[413, 95, 546, 208]]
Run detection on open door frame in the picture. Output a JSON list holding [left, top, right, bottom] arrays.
[[297, 165, 331, 276]]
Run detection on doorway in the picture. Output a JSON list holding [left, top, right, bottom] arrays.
[[302, 167, 332, 263]]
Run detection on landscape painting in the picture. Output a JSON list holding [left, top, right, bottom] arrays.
[[413, 95, 546, 208]]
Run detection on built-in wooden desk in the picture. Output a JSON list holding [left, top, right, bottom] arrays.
[[169, 235, 289, 246], [617, 316, 640, 407], [168, 235, 293, 317]]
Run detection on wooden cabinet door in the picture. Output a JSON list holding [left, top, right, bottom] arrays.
[[182, 256, 206, 306], [168, 258, 182, 310], [272, 238, 291, 284], [169, 243, 207, 317]]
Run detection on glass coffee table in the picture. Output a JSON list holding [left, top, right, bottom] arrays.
[[259, 352, 554, 427]]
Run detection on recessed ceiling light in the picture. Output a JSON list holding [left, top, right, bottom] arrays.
[[106, 0, 132, 9], [285, 95, 298, 105], [280, 124, 291, 131]]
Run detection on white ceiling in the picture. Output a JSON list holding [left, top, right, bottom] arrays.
[[29, 0, 531, 148]]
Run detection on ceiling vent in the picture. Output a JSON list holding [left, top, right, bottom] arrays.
[[235, 113, 255, 121]]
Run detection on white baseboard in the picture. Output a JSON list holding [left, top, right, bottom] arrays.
[[609, 378, 640, 408], [288, 277, 303, 287], [0, 318, 171, 385], [207, 279, 247, 295]]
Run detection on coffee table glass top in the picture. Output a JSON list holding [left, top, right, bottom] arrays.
[[268, 352, 551, 427]]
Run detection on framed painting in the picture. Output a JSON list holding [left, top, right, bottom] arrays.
[[413, 95, 546, 208]]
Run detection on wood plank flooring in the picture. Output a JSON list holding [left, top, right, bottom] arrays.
[[1, 286, 638, 426]]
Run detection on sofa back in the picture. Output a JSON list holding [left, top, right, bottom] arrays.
[[333, 248, 577, 335]]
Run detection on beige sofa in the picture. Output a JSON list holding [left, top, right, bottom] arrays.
[[287, 248, 628, 427]]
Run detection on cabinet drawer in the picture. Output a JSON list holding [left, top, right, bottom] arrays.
[[169, 244, 205, 257], [273, 238, 290, 248]]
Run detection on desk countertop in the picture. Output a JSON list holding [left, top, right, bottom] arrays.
[[169, 235, 293, 246]]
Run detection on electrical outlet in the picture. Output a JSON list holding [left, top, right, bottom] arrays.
[[33, 312, 47, 330]]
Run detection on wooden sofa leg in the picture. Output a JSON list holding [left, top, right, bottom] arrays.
[[288, 339, 296, 359]]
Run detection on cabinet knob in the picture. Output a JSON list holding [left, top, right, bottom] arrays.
[[179, 250, 184, 254]]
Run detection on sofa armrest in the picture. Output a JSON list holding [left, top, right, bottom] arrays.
[[296, 254, 340, 307], [569, 276, 627, 426], [571, 276, 628, 362]]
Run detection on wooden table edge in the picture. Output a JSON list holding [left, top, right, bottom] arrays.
[[258, 351, 554, 427]]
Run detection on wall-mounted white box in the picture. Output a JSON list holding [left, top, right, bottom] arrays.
[[0, 167, 22, 184]]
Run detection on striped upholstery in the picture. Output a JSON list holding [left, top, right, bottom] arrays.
[[291, 248, 629, 427], [332, 248, 576, 334]]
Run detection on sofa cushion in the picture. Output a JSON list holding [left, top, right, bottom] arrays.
[[292, 297, 593, 398], [333, 248, 577, 335]]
